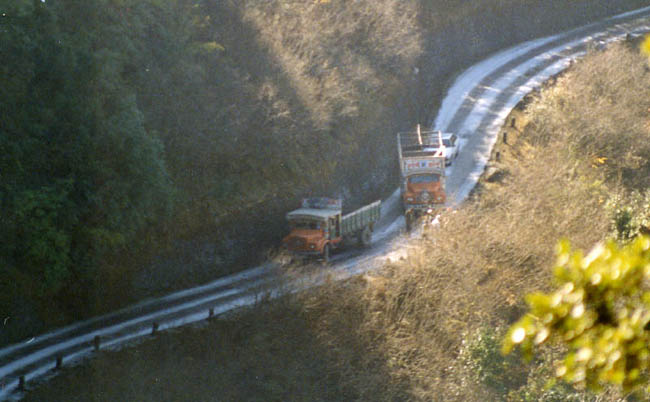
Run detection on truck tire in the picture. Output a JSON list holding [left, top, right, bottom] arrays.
[[322, 244, 330, 264], [358, 226, 372, 247], [405, 214, 413, 232]]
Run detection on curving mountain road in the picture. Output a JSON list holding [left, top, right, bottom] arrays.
[[2, 6, 650, 400]]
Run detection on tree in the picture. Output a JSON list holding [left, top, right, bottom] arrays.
[[0, 0, 173, 315], [503, 236, 650, 392]]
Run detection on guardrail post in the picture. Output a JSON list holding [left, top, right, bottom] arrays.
[[18, 376, 25, 391], [93, 335, 101, 351], [55, 356, 63, 370], [152, 322, 159, 335]]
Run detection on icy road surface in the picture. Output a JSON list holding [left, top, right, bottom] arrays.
[[2, 6, 650, 400]]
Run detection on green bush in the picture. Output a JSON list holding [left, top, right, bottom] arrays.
[[504, 236, 650, 393], [460, 327, 528, 395], [505, 352, 589, 402], [606, 191, 650, 242]]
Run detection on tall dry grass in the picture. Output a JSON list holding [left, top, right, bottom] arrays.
[[304, 146, 608, 400], [294, 42, 646, 401], [22, 17, 650, 402], [241, 0, 421, 130], [525, 43, 650, 190]]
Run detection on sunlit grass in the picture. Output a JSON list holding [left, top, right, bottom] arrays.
[[21, 6, 650, 402]]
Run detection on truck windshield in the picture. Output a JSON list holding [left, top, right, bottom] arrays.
[[289, 220, 323, 230], [408, 174, 440, 184]]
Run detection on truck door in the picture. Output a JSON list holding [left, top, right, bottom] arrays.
[[335, 216, 341, 238], [329, 217, 340, 239]]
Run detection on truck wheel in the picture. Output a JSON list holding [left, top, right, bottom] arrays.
[[405, 214, 413, 232], [322, 244, 330, 264], [358, 226, 372, 247]]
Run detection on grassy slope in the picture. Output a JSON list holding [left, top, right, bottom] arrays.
[[125, 0, 650, 300], [24, 39, 650, 401], [5, 0, 646, 348], [6, 0, 643, 353], [23, 0, 642, 343]]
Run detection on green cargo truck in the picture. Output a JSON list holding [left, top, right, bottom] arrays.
[[283, 198, 381, 262]]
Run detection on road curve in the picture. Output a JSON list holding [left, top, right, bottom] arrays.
[[2, 6, 650, 400]]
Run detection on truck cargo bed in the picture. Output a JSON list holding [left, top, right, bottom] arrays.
[[341, 200, 381, 235]]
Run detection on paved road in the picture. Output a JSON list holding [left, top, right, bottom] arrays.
[[2, 6, 650, 400]]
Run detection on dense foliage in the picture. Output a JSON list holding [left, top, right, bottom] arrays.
[[1, 0, 175, 331], [502, 39, 650, 395], [3, 0, 648, 351], [504, 237, 650, 392], [16, 2, 650, 401], [0, 0, 424, 340]]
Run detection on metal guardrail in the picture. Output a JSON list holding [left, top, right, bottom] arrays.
[[2, 7, 650, 400], [0, 264, 274, 399]]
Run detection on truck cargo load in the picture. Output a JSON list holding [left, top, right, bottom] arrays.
[[397, 125, 450, 230]]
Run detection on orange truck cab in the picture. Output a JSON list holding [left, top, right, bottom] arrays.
[[397, 126, 449, 230], [283, 197, 381, 263], [402, 172, 446, 206]]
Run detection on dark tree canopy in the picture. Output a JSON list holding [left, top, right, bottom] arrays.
[[0, 0, 173, 322]]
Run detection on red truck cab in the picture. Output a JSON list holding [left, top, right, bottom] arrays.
[[402, 173, 446, 206], [397, 127, 450, 230], [283, 198, 343, 262], [282, 197, 381, 263]]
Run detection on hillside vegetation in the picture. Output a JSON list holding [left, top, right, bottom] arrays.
[[24, 38, 650, 401], [2, 0, 648, 346]]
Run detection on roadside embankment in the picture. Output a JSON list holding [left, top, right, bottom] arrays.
[[23, 37, 650, 402]]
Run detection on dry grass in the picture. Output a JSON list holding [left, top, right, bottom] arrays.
[[241, 0, 421, 130], [296, 148, 609, 400], [124, 0, 650, 312], [525, 44, 650, 190], [23, 299, 366, 402], [22, 15, 650, 402], [344, 43, 645, 400], [284, 43, 645, 401]]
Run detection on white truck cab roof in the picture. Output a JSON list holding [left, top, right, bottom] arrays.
[[286, 208, 340, 220]]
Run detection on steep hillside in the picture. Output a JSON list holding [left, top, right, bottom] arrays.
[[128, 0, 650, 307], [2, 0, 649, 346], [23, 39, 650, 401]]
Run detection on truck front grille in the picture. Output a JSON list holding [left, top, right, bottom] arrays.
[[417, 191, 431, 202], [289, 238, 305, 248]]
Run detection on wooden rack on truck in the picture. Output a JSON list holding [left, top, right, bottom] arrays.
[[397, 125, 449, 230]]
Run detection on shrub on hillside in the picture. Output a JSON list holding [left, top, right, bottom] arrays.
[[459, 327, 528, 394], [502, 42, 650, 395], [504, 236, 650, 394], [605, 190, 650, 242], [459, 327, 588, 401]]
